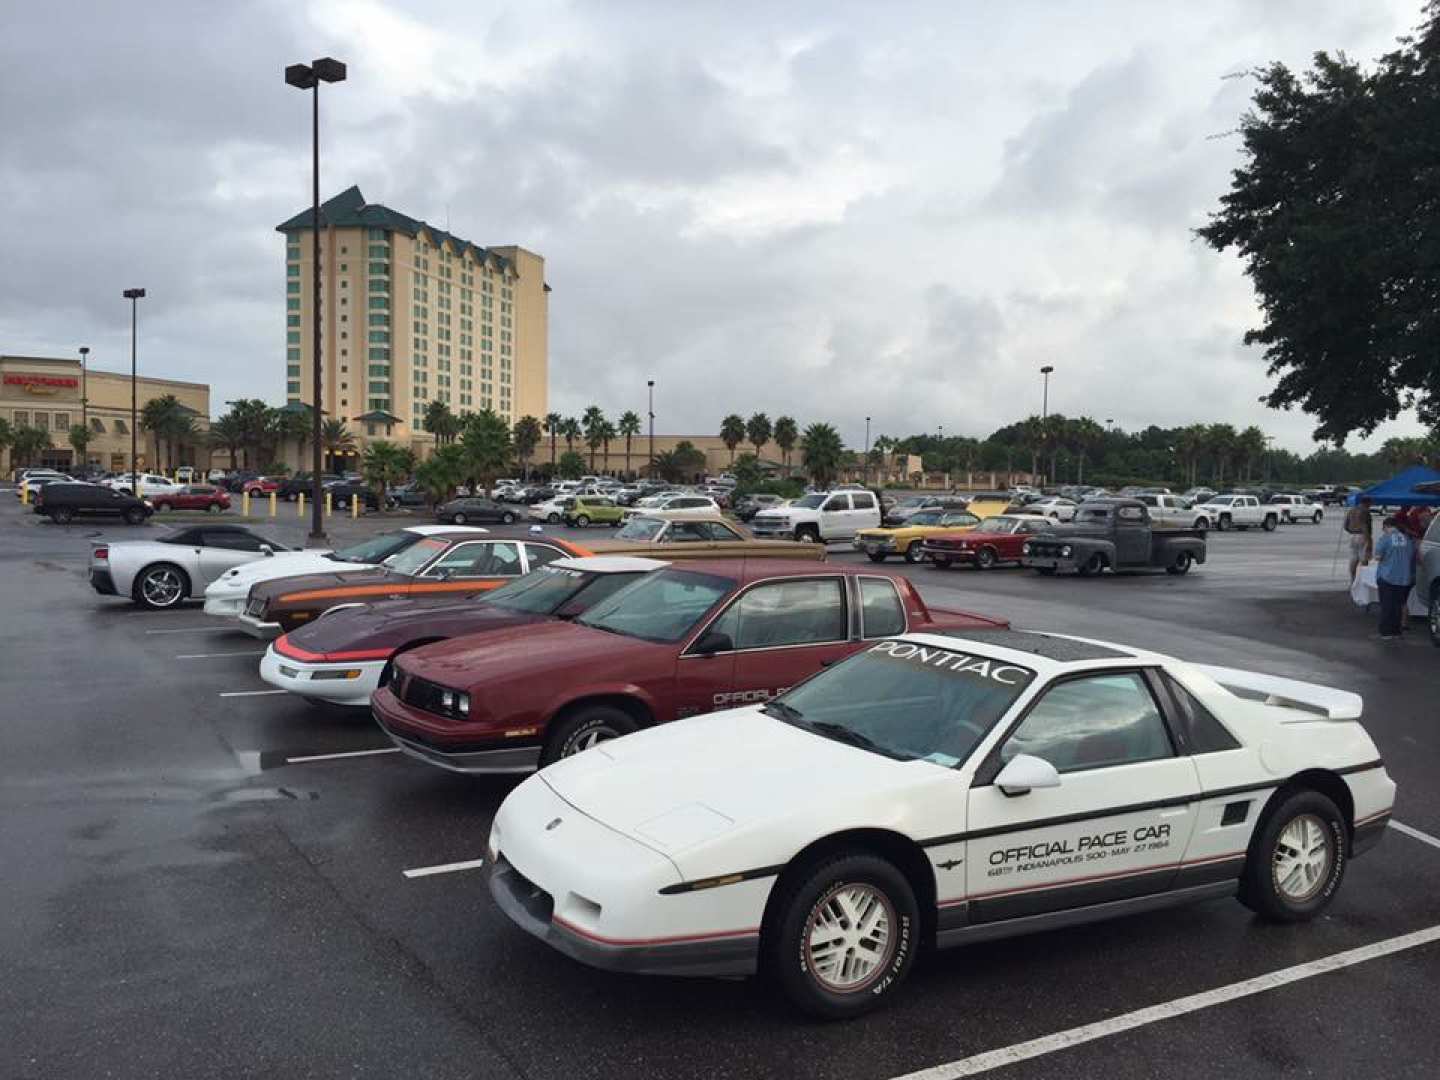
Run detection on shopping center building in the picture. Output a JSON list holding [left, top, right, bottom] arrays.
[[1, 354, 210, 475]]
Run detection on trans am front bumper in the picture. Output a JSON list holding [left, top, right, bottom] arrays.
[[486, 774, 762, 977], [259, 644, 385, 706]]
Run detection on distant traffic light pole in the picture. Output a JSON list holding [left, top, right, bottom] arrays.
[[122, 289, 145, 495], [286, 56, 347, 545]]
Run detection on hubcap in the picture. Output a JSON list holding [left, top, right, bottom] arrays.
[[568, 725, 618, 754], [143, 569, 183, 607], [1272, 813, 1333, 902], [804, 883, 895, 993]]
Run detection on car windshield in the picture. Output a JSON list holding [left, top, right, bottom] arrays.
[[383, 537, 450, 576], [791, 494, 827, 509], [898, 496, 929, 508], [1209, 495, 1234, 505], [330, 532, 421, 565], [907, 511, 945, 526], [615, 517, 665, 541], [763, 641, 1034, 763], [484, 564, 606, 614], [978, 516, 1016, 532], [575, 569, 733, 643]]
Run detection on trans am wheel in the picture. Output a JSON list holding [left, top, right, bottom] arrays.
[[1166, 552, 1193, 575], [1263, 514, 1278, 532], [976, 547, 997, 570], [1240, 790, 1346, 922], [902, 544, 922, 564], [542, 705, 637, 765], [134, 563, 190, 610], [766, 851, 918, 1020], [866, 552, 887, 563]]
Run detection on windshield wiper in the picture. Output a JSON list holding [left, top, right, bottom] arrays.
[[802, 721, 906, 760], [761, 700, 804, 723]]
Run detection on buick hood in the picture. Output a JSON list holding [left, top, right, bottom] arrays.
[[540, 709, 925, 853], [400, 619, 665, 688]]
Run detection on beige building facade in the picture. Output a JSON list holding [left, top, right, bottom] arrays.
[[279, 187, 548, 459], [1, 354, 210, 475]]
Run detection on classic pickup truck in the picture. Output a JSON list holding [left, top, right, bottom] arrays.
[[1021, 498, 1207, 576]]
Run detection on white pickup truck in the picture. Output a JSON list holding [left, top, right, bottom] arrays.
[[1193, 493, 1279, 531], [1136, 493, 1213, 532], [1266, 494, 1325, 524], [748, 489, 882, 544]]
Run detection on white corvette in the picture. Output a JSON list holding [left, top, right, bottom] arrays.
[[89, 525, 293, 609], [201, 524, 488, 619], [487, 630, 1394, 1019]]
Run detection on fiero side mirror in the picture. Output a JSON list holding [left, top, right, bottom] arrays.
[[259, 544, 274, 556], [693, 630, 733, 656], [994, 754, 1061, 797]]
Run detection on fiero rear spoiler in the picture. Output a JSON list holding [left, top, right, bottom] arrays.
[[1194, 664, 1363, 721]]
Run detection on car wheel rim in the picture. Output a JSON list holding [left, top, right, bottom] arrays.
[[804, 882, 895, 993], [143, 569, 183, 607], [1429, 596, 1439, 641], [569, 725, 618, 754], [1272, 813, 1333, 903]]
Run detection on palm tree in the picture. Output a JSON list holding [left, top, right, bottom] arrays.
[[209, 415, 243, 472], [140, 395, 183, 470], [226, 399, 274, 470], [362, 440, 411, 505], [512, 415, 543, 479], [414, 443, 467, 505], [746, 413, 771, 461], [773, 416, 798, 476], [1236, 426, 1267, 483], [11, 425, 51, 468], [321, 418, 355, 473], [460, 408, 513, 491], [598, 419, 617, 474], [1068, 417, 1106, 484], [1174, 424, 1205, 487], [720, 414, 746, 464], [272, 408, 311, 473], [560, 416, 581, 455], [617, 410, 641, 478], [800, 422, 845, 489], [0, 418, 14, 469], [423, 400, 457, 446], [1206, 423, 1238, 486], [168, 413, 199, 471], [1020, 415, 1046, 482], [581, 406, 606, 470], [544, 412, 563, 466]]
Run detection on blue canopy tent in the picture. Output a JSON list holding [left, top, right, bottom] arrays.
[[1346, 465, 1440, 506]]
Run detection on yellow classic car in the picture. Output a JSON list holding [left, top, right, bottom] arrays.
[[852, 509, 981, 562]]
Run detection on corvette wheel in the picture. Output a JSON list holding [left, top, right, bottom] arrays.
[[1166, 552, 1193, 575], [902, 544, 921, 564], [542, 705, 636, 765], [1240, 790, 1345, 921], [976, 547, 997, 570], [766, 851, 917, 1020], [135, 564, 189, 610]]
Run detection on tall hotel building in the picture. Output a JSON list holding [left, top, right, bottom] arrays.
[[277, 186, 548, 450]]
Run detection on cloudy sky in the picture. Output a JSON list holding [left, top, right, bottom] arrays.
[[0, 0, 1429, 452]]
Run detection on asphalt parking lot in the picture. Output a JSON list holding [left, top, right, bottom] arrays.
[[2, 497, 1437, 1080]]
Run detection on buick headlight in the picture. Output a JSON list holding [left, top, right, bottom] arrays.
[[457, 692, 470, 716], [1061, 545, 1073, 557], [1022, 543, 1032, 554]]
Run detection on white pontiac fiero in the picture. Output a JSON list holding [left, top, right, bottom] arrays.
[[486, 630, 1395, 1019]]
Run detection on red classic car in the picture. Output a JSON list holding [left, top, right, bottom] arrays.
[[150, 484, 232, 512], [370, 558, 1007, 774], [920, 513, 1055, 569], [243, 477, 283, 496]]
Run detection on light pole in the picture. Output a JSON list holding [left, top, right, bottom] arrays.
[[286, 56, 347, 546], [78, 346, 90, 465], [1040, 365, 1055, 484], [122, 289, 145, 495], [864, 416, 871, 486], [647, 379, 655, 479]]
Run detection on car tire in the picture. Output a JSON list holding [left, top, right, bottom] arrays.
[[52, 507, 75, 525], [1240, 789, 1347, 922], [1166, 552, 1193, 575], [1076, 553, 1105, 577], [575, 514, 590, 528], [1194, 517, 1209, 533], [1034, 567, 1056, 576], [795, 526, 821, 544], [452, 512, 467, 525], [154, 501, 170, 512], [133, 563, 190, 610], [931, 556, 952, 569], [337, 497, 349, 509], [286, 493, 297, 502], [1428, 587, 1439, 648], [1218, 514, 1231, 531], [1313, 511, 1323, 524], [1263, 514, 1278, 532], [902, 544, 922, 564], [866, 552, 887, 563], [542, 705, 637, 765], [207, 503, 222, 514], [123, 507, 147, 525], [548, 512, 561, 523], [764, 851, 919, 1020], [501, 511, 516, 525], [976, 547, 997, 570]]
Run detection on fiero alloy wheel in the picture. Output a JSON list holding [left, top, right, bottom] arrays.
[[976, 547, 997, 570], [134, 563, 189, 610], [1241, 790, 1346, 921], [766, 851, 918, 1020], [542, 705, 637, 765]]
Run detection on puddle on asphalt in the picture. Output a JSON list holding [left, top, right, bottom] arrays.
[[215, 786, 319, 802]]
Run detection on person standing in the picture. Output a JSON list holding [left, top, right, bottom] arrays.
[[1345, 497, 1374, 585], [1374, 516, 1416, 640]]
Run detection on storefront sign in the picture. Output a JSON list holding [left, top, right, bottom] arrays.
[[3, 373, 79, 395]]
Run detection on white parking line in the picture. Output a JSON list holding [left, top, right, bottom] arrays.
[[218, 689, 287, 698], [177, 651, 265, 659], [890, 923, 1440, 1079], [1391, 820, 1440, 852], [145, 627, 231, 635], [285, 747, 401, 764], [402, 858, 486, 879]]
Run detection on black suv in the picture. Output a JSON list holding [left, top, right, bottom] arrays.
[[36, 483, 152, 525], [435, 496, 519, 525], [279, 473, 342, 500], [324, 480, 385, 510]]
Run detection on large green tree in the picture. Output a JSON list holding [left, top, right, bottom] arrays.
[[513, 415, 543, 478], [11, 425, 51, 467], [746, 413, 771, 460], [423, 400, 459, 446], [617, 410, 642, 478], [414, 444, 467, 505], [544, 412, 563, 465], [719, 414, 746, 464], [321, 419, 355, 473], [461, 408, 513, 490], [772, 416, 798, 476], [362, 440, 414, 504], [800, 422, 845, 489], [1198, 6, 1440, 442]]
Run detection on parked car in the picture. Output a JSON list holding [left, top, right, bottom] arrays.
[[207, 469, 229, 483], [237, 534, 588, 639], [732, 493, 786, 522], [626, 493, 721, 517], [242, 476, 283, 497], [883, 494, 946, 526], [564, 496, 625, 527], [436, 496, 521, 526], [388, 482, 430, 507], [529, 495, 576, 523], [324, 480, 384, 510], [485, 630, 1393, 1017], [1193, 494, 1279, 532], [852, 509, 982, 563], [278, 473, 342, 500], [260, 555, 669, 707], [89, 525, 291, 609], [923, 513, 1056, 569], [35, 482, 152, 525], [223, 472, 259, 493], [371, 559, 1006, 774], [150, 484, 232, 513], [1136, 493, 1211, 532], [1021, 498, 1207, 576], [597, 513, 826, 560], [202, 525, 491, 620], [18, 472, 75, 500], [104, 473, 182, 498], [749, 490, 883, 544], [1027, 496, 1079, 522], [1267, 494, 1325, 524]]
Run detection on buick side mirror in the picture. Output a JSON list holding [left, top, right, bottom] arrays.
[[693, 630, 733, 656], [994, 754, 1061, 797]]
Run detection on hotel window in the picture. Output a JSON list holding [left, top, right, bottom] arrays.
[[288, 314, 300, 327], [287, 331, 300, 344], [90, 417, 104, 434], [341, 382, 347, 390], [31, 412, 48, 431], [341, 399, 348, 407], [368, 314, 388, 326], [113, 418, 127, 434], [369, 279, 388, 293], [368, 381, 388, 393], [287, 365, 300, 378], [368, 365, 389, 377], [368, 229, 386, 241], [368, 245, 388, 259], [368, 347, 389, 361], [367, 399, 389, 412], [287, 281, 300, 294], [368, 331, 389, 344], [288, 347, 300, 361], [369, 261, 388, 275], [340, 246, 347, 254], [287, 381, 301, 395], [368, 296, 388, 309], [340, 263, 347, 273], [341, 364, 348, 372], [287, 243, 300, 260], [340, 280, 347, 288], [287, 298, 300, 311], [287, 264, 300, 277], [340, 314, 347, 323]]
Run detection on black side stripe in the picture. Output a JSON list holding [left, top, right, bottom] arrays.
[[658, 864, 786, 896], [919, 793, 1194, 849]]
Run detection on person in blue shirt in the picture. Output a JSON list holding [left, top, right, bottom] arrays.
[[1373, 516, 1416, 640]]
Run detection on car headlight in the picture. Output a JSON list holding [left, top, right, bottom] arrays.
[[1022, 543, 1031, 554], [1061, 545, 1073, 557]]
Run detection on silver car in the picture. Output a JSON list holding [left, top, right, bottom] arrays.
[[1417, 510, 1440, 645], [89, 525, 292, 610]]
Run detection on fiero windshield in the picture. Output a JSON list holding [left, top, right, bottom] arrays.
[[575, 569, 733, 642], [329, 532, 425, 565], [764, 640, 1034, 764], [484, 564, 641, 615]]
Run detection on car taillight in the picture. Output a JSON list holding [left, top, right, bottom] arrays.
[[94, 546, 108, 560]]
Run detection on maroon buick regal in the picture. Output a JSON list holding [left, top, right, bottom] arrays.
[[258, 555, 669, 708]]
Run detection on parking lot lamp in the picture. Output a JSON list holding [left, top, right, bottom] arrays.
[[122, 289, 145, 495], [864, 416, 871, 486], [647, 379, 655, 479], [286, 56, 347, 546], [78, 346, 90, 458]]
